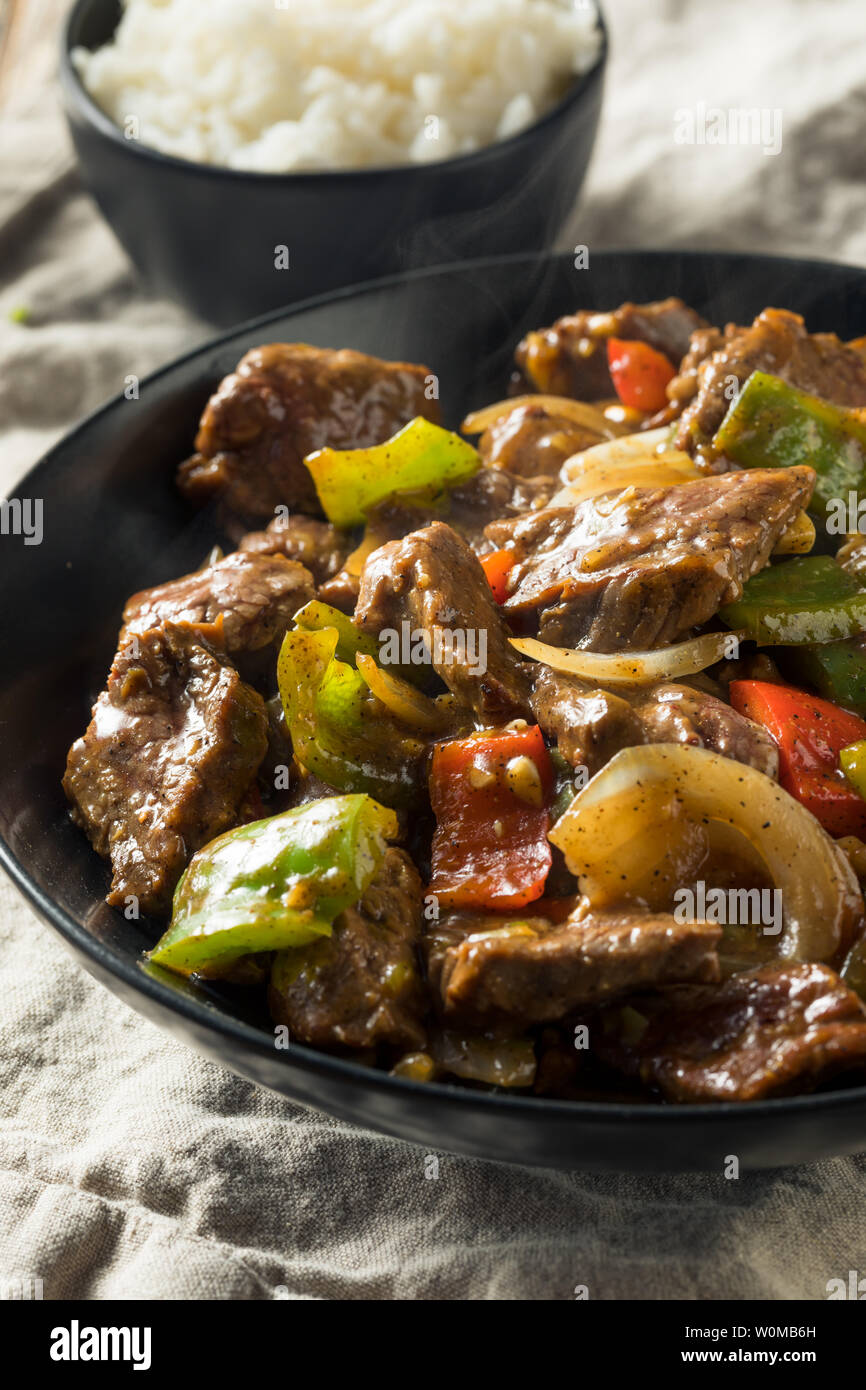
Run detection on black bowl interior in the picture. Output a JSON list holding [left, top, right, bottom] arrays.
[[3, 250, 866, 1172]]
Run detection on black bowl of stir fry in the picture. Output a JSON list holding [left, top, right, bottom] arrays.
[[3, 250, 866, 1171]]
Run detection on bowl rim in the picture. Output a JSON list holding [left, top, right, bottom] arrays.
[[60, 0, 608, 183], [5, 246, 866, 1134]]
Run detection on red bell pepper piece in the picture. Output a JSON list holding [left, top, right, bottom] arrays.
[[479, 548, 516, 605], [606, 338, 676, 412], [729, 680, 866, 839], [429, 725, 554, 909]]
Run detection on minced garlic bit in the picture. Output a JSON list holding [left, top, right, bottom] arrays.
[[468, 764, 496, 790], [493, 818, 505, 839], [505, 754, 544, 808]]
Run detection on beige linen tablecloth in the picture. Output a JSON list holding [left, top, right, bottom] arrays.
[[2, 0, 866, 1301]]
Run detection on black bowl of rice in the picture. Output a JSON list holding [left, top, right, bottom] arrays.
[[60, 0, 607, 325]]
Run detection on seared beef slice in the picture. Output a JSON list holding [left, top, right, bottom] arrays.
[[177, 344, 440, 527], [363, 469, 555, 554], [430, 908, 721, 1028], [355, 521, 531, 720], [63, 622, 268, 917], [673, 308, 866, 453], [598, 964, 866, 1102], [530, 665, 643, 775], [530, 668, 778, 778], [514, 298, 707, 399], [122, 552, 314, 663], [478, 402, 605, 478], [487, 466, 814, 650], [629, 682, 779, 778], [268, 848, 426, 1049], [239, 513, 351, 588]]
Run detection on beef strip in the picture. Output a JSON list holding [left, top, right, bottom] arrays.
[[63, 621, 268, 917], [477, 402, 604, 478], [531, 667, 780, 779], [665, 325, 725, 424], [513, 298, 708, 400], [630, 682, 779, 779], [360, 467, 555, 557], [239, 513, 351, 587], [530, 666, 643, 775], [448, 469, 555, 544], [487, 465, 815, 650], [672, 308, 866, 455], [595, 963, 866, 1102], [317, 569, 361, 615], [237, 464, 556, 628], [427, 904, 721, 1028], [122, 552, 314, 665], [177, 344, 440, 531], [712, 650, 785, 697], [268, 848, 426, 1050], [354, 521, 532, 720]]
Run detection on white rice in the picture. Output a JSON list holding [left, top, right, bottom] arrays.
[[73, 0, 601, 172]]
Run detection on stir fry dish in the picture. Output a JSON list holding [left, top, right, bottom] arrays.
[[63, 303, 866, 1104]]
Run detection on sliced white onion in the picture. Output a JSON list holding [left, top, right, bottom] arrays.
[[511, 630, 746, 688], [549, 743, 864, 963], [551, 456, 702, 508], [461, 394, 628, 440], [557, 426, 681, 481]]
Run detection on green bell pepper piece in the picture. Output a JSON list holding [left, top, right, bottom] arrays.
[[305, 416, 480, 528], [292, 599, 379, 665], [548, 747, 578, 824], [277, 626, 423, 806], [292, 596, 425, 687], [712, 370, 866, 518], [785, 635, 866, 716], [841, 740, 866, 800], [720, 555, 866, 645], [150, 794, 398, 976]]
